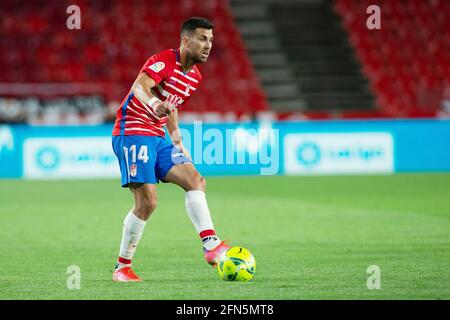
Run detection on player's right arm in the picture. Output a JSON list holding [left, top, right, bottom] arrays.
[[131, 73, 173, 118]]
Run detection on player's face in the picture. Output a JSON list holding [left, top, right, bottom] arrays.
[[188, 28, 213, 63]]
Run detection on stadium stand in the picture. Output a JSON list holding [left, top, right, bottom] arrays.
[[232, 0, 379, 120], [232, 0, 449, 119], [335, 0, 449, 117], [0, 0, 448, 123], [0, 0, 269, 123]]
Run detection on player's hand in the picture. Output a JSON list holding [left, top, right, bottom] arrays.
[[154, 101, 174, 118]]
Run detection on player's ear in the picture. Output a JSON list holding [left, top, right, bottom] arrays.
[[180, 31, 189, 47], [180, 37, 186, 49], [184, 35, 192, 49]]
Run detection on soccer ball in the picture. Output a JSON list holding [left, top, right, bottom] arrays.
[[217, 247, 256, 281]]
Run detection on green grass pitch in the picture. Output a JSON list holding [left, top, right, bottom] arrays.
[[0, 173, 449, 299]]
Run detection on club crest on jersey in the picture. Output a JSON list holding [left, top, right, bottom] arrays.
[[149, 62, 165, 73], [130, 164, 137, 177]]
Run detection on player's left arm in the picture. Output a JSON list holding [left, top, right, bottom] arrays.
[[166, 109, 191, 160]]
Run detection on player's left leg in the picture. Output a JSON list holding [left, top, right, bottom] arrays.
[[163, 163, 230, 266]]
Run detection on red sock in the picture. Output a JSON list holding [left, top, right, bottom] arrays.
[[118, 257, 132, 265], [199, 229, 216, 239]]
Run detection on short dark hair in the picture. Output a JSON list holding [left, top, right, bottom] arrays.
[[181, 17, 214, 37]]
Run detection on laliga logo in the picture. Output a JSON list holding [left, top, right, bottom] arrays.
[[0, 125, 14, 154]]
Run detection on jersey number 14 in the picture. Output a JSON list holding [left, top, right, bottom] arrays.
[[124, 145, 149, 163]]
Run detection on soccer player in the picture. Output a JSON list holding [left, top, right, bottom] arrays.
[[111, 17, 230, 282]]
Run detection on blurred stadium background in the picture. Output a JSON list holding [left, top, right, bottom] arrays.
[[0, 0, 450, 299], [0, 0, 449, 125]]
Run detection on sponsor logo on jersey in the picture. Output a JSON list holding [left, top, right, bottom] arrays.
[[149, 62, 165, 73], [166, 93, 183, 109]]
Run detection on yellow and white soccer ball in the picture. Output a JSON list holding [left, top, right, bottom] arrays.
[[217, 247, 256, 281]]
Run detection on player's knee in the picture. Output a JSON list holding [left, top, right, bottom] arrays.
[[145, 196, 158, 213], [135, 196, 157, 217], [199, 176, 206, 192], [193, 174, 206, 192], [184, 172, 206, 192]]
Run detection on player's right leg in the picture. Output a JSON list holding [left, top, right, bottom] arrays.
[[111, 135, 158, 282], [113, 183, 157, 282]]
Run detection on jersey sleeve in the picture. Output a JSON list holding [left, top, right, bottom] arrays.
[[140, 50, 173, 85]]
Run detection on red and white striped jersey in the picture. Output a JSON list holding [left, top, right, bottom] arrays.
[[112, 48, 202, 137]]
